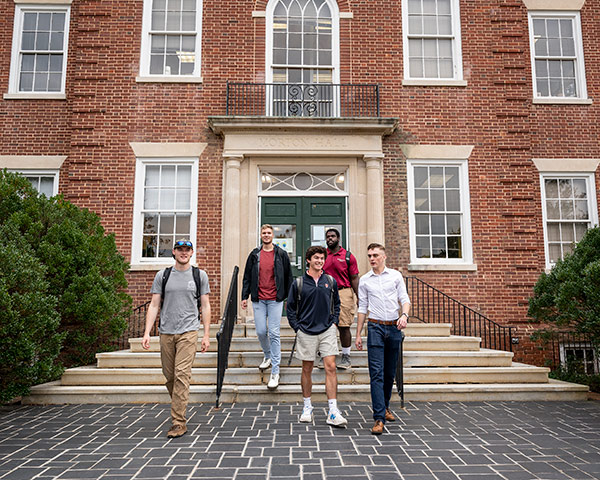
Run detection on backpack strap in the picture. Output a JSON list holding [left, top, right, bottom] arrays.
[[345, 250, 351, 271], [159, 266, 173, 328], [295, 276, 303, 316], [192, 266, 203, 311], [325, 274, 335, 316]]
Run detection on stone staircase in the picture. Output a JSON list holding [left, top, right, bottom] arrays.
[[23, 322, 588, 404]]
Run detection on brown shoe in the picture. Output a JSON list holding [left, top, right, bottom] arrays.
[[167, 424, 187, 438], [385, 409, 396, 422], [371, 420, 384, 435]]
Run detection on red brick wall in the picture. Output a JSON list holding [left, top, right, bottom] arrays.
[[1, 0, 598, 365]]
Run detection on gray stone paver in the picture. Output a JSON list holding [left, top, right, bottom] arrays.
[[0, 402, 599, 479]]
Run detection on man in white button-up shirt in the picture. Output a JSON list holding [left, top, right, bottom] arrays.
[[355, 243, 410, 435]]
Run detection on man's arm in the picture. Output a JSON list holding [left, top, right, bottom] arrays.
[[396, 273, 411, 330], [240, 253, 253, 310], [349, 253, 360, 297], [199, 294, 211, 352], [350, 274, 359, 298], [142, 293, 162, 350], [286, 280, 298, 332], [331, 280, 341, 325], [355, 278, 368, 350]]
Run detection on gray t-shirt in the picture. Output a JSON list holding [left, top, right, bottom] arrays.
[[151, 267, 210, 335]]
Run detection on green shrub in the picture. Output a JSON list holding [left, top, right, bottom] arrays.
[[549, 366, 600, 393], [0, 170, 131, 401], [528, 227, 600, 344]]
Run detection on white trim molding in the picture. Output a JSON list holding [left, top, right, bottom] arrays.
[[533, 158, 600, 172], [0, 155, 66, 169], [402, 79, 467, 87], [14, 0, 72, 4], [523, 0, 585, 10], [129, 142, 207, 158], [400, 144, 475, 160]]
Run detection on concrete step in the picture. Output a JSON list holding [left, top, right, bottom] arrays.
[[128, 335, 481, 353], [96, 349, 514, 369], [60, 364, 549, 386], [243, 322, 452, 338], [23, 379, 589, 404]]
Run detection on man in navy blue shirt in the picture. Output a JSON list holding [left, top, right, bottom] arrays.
[[287, 245, 347, 427]]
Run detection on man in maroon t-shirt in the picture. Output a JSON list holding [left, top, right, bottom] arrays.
[[241, 224, 293, 390], [323, 228, 359, 369]]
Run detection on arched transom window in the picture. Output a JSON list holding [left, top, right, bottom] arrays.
[[267, 0, 339, 116]]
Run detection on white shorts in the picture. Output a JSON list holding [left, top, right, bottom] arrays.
[[295, 324, 339, 361]]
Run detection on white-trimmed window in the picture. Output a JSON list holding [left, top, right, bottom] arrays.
[[402, 0, 463, 82], [8, 4, 70, 95], [407, 159, 473, 266], [528, 12, 587, 99], [10, 169, 59, 197], [266, 0, 340, 116], [541, 174, 597, 267], [139, 0, 203, 80], [132, 158, 198, 263]]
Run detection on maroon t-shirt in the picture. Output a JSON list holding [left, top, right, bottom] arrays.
[[258, 249, 277, 300], [324, 246, 359, 288]]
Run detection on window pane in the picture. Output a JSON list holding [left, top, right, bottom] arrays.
[[161, 188, 176, 209], [562, 223, 574, 242], [544, 178, 558, 198], [21, 55, 35, 73], [416, 236, 430, 258], [559, 178, 572, 198], [144, 214, 159, 234], [547, 223, 560, 241], [415, 189, 429, 211], [560, 200, 574, 219], [160, 214, 174, 234], [431, 236, 446, 258], [429, 167, 444, 187], [414, 166, 428, 188], [572, 179, 587, 198], [144, 188, 159, 209], [431, 214, 445, 234], [574, 200, 588, 220], [549, 243, 561, 263], [176, 214, 190, 234], [415, 214, 429, 235], [446, 214, 461, 235], [39, 177, 55, 196], [430, 190, 444, 210], [574, 223, 588, 242], [546, 200, 559, 219]]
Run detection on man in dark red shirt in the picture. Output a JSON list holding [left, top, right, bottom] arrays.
[[323, 228, 359, 369], [241, 224, 293, 390]]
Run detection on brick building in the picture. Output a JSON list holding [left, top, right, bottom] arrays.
[[1, 0, 598, 365]]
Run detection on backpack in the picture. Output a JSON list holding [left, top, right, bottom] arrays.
[[295, 274, 335, 317], [345, 250, 351, 271], [159, 266, 203, 326]]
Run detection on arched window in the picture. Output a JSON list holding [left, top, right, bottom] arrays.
[[267, 0, 339, 116]]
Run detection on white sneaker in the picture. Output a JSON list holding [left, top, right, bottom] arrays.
[[259, 357, 271, 370], [267, 373, 279, 390], [299, 406, 314, 423], [326, 410, 348, 428]]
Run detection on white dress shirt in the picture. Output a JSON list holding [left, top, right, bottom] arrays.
[[357, 267, 410, 321]]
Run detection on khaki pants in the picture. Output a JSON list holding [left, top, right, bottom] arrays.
[[160, 330, 198, 426]]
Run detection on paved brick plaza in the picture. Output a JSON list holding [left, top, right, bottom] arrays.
[[1, 401, 599, 480]]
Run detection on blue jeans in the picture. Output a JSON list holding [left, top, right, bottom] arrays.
[[252, 300, 283, 374], [367, 322, 404, 422]]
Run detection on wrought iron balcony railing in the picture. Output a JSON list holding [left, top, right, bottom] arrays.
[[226, 82, 380, 118]]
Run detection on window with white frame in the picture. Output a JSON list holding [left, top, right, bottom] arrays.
[[402, 0, 463, 80], [528, 12, 587, 99], [541, 174, 597, 267], [139, 0, 202, 78], [132, 159, 198, 263], [267, 0, 339, 116], [560, 342, 599, 374], [8, 5, 70, 95], [10, 170, 59, 196], [407, 160, 473, 264]]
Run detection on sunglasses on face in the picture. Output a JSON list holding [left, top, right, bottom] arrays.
[[174, 240, 193, 248]]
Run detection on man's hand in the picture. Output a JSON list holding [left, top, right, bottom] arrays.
[[397, 315, 408, 330], [142, 333, 151, 350], [241, 299, 248, 310], [200, 333, 211, 353], [355, 334, 363, 351]]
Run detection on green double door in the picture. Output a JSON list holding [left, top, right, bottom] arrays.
[[261, 197, 347, 277]]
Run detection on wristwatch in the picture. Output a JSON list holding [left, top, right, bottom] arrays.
[[400, 313, 409, 320]]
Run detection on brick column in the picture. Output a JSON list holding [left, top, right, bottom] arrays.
[[364, 154, 385, 245]]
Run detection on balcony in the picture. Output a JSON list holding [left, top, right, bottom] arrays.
[[226, 82, 380, 118]]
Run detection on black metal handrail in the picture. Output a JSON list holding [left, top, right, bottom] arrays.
[[405, 276, 514, 352], [226, 82, 380, 117], [116, 300, 155, 350], [216, 266, 239, 408]]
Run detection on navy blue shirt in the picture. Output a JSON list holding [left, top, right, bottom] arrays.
[[287, 272, 340, 335]]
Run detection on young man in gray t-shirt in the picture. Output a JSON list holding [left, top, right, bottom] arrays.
[[142, 239, 211, 438]]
